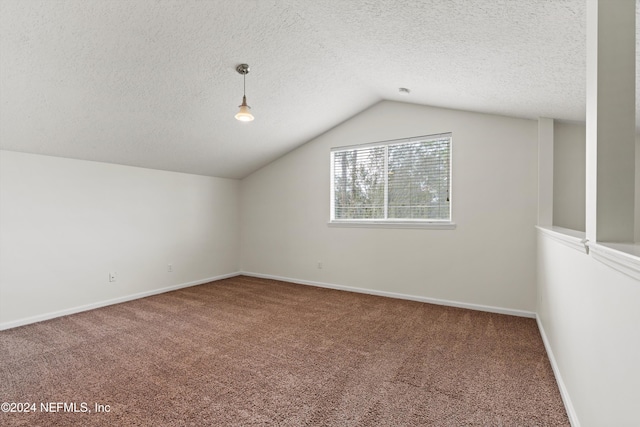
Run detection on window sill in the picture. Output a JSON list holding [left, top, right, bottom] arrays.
[[328, 221, 456, 230]]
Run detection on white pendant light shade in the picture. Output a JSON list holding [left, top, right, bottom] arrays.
[[235, 64, 254, 122], [235, 95, 254, 122]]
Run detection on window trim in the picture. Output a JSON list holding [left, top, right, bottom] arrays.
[[329, 133, 454, 228], [327, 220, 456, 230]]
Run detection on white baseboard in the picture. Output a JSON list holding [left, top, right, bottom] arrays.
[[240, 271, 536, 318], [2, 271, 536, 330], [0, 272, 241, 331], [536, 315, 580, 427]]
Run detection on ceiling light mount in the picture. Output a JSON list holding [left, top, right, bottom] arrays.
[[236, 63, 250, 75], [235, 63, 254, 122]]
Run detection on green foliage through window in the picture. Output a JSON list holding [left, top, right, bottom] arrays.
[[331, 134, 451, 221]]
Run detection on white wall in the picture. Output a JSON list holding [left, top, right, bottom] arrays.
[[552, 123, 640, 240], [636, 136, 640, 242], [537, 231, 640, 426], [240, 101, 538, 313], [0, 150, 240, 328], [553, 122, 586, 232]]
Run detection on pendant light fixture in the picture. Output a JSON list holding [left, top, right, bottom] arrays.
[[234, 63, 254, 122]]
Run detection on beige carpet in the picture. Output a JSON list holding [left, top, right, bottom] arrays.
[[0, 276, 569, 426]]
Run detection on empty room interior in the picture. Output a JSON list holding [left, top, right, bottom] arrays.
[[0, 1, 639, 426]]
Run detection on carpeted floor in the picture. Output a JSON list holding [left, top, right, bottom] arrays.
[[0, 276, 569, 426]]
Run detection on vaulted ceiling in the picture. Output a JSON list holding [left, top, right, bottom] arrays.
[[0, 0, 631, 179]]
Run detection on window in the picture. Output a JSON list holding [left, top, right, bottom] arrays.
[[330, 133, 452, 227]]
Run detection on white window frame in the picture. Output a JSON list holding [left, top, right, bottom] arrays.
[[329, 133, 455, 229]]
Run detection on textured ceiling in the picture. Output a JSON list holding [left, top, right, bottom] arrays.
[[0, 0, 630, 179]]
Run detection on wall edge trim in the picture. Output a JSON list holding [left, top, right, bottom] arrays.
[[588, 243, 640, 281], [536, 226, 588, 254], [536, 315, 580, 427]]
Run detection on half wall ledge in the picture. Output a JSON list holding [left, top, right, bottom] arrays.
[[536, 226, 640, 282]]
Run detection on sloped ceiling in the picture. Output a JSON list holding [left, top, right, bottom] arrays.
[[0, 0, 624, 179]]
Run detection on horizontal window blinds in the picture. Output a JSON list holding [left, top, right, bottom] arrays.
[[331, 134, 451, 221], [333, 146, 386, 219]]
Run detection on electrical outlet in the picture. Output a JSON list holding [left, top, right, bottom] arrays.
[[317, 261, 323, 269], [109, 272, 117, 282], [168, 264, 173, 272]]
